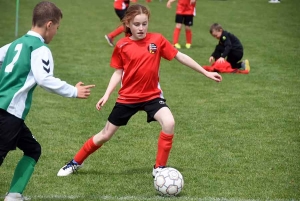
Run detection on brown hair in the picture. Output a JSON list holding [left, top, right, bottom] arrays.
[[122, 4, 150, 35], [209, 23, 223, 34], [32, 1, 63, 27]]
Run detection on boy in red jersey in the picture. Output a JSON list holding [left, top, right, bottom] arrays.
[[57, 4, 221, 177], [105, 0, 130, 46], [167, 0, 196, 49]]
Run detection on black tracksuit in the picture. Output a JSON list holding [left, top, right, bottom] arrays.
[[211, 30, 243, 69]]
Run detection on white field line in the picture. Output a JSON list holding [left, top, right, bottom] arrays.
[[4, 195, 297, 201]]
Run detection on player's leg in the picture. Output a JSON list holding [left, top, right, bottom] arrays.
[[144, 99, 174, 175], [183, 15, 193, 49], [74, 120, 119, 164], [153, 107, 174, 168], [227, 51, 243, 69], [5, 123, 41, 199], [0, 110, 24, 200], [57, 103, 139, 176], [173, 14, 183, 49], [56, 120, 119, 177], [0, 109, 23, 167], [105, 9, 126, 46]]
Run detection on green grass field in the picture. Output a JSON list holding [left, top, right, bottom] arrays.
[[0, 0, 299, 200]]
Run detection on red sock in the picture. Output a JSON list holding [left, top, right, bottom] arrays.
[[155, 131, 173, 168], [74, 136, 102, 164], [108, 25, 125, 39], [186, 29, 192, 44], [173, 27, 181, 44]]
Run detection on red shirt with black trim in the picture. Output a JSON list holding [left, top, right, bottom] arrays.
[[114, 0, 130, 10], [110, 33, 178, 104], [176, 0, 196, 15]]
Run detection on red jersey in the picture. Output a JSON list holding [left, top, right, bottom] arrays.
[[110, 33, 178, 104], [176, 0, 196, 15], [114, 0, 130, 10]]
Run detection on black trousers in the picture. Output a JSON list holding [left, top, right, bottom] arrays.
[[0, 109, 41, 166], [213, 46, 243, 68]]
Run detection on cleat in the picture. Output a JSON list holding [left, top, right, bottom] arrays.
[[240, 60, 246, 70], [152, 165, 166, 178], [105, 35, 114, 47], [185, 43, 191, 49], [57, 160, 83, 176], [4, 193, 24, 201], [174, 43, 181, 49], [245, 59, 250, 71]]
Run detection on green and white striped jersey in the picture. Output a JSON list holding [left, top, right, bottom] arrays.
[[0, 31, 77, 120]]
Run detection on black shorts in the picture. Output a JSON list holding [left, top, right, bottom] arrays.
[[175, 14, 194, 26], [115, 9, 127, 20], [108, 98, 168, 126], [0, 109, 39, 157]]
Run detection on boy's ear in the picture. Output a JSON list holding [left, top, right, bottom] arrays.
[[46, 21, 53, 29]]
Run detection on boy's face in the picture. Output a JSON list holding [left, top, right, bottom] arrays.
[[127, 14, 148, 40], [44, 20, 60, 44], [211, 29, 222, 40]]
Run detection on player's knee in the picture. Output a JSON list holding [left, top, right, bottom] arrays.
[[163, 119, 175, 133], [24, 143, 42, 162]]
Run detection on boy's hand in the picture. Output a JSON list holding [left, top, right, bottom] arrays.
[[209, 56, 215, 63], [216, 57, 225, 63], [75, 82, 95, 99]]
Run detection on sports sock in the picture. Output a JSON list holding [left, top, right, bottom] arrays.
[[173, 27, 181, 45], [74, 136, 102, 165], [108, 25, 125, 39], [155, 131, 173, 168], [9, 155, 36, 193], [185, 29, 192, 44]]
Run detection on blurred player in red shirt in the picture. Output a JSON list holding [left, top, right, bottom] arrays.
[[105, 0, 130, 46], [130, 0, 152, 3], [57, 4, 221, 178], [167, 0, 196, 49]]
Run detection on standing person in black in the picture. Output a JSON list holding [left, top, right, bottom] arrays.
[[209, 23, 250, 70]]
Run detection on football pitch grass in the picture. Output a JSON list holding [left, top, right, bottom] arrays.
[[0, 0, 299, 200]]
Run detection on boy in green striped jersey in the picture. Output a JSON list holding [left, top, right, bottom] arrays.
[[0, 1, 95, 200]]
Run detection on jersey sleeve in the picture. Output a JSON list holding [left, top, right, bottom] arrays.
[[160, 35, 178, 61], [110, 45, 123, 69], [220, 32, 232, 58], [0, 43, 11, 69], [31, 46, 77, 98]]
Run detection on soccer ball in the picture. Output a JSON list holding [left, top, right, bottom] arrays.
[[153, 167, 184, 196]]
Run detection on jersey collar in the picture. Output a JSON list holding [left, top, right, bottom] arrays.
[[27, 31, 45, 43]]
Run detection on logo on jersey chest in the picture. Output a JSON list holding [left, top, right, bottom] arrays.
[[148, 43, 157, 54]]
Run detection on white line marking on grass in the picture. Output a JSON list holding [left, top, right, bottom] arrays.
[[13, 195, 297, 201]]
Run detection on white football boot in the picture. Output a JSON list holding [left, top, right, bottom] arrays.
[[152, 165, 166, 178], [4, 193, 24, 201], [57, 160, 83, 176]]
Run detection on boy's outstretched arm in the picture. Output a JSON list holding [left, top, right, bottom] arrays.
[[175, 51, 222, 82], [75, 82, 95, 99]]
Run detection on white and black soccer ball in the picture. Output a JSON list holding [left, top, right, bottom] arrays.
[[153, 167, 184, 196]]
